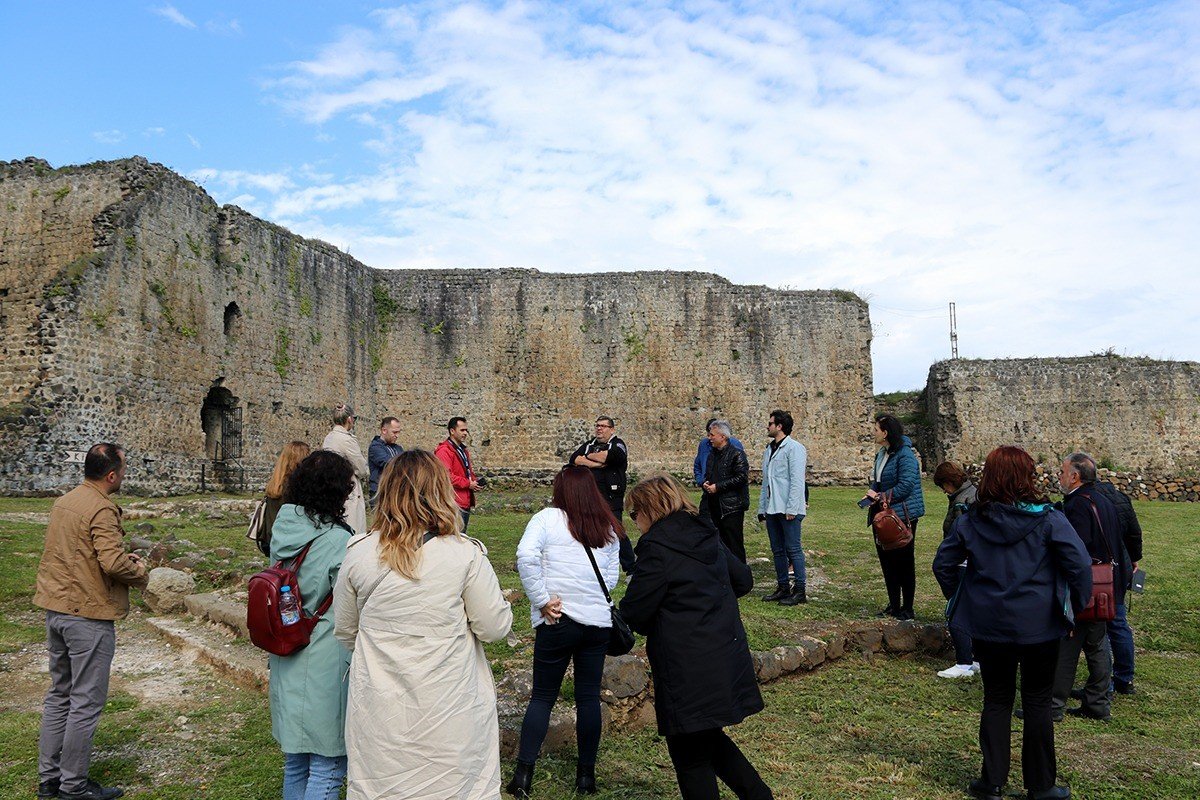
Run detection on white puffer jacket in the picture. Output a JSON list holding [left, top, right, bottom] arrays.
[[516, 507, 621, 628]]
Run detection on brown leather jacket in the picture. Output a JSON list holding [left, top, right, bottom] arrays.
[[34, 482, 148, 620]]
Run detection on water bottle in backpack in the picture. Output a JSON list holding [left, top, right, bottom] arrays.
[[279, 585, 301, 626]]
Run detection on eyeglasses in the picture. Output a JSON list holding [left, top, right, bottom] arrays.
[[595, 423, 613, 429], [628, 509, 638, 521]]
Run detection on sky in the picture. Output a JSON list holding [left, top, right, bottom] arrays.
[[2, 1, 1198, 392]]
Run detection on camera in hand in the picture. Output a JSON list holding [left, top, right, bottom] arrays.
[[475, 475, 488, 489]]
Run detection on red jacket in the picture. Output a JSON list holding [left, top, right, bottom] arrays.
[[435, 439, 475, 510]]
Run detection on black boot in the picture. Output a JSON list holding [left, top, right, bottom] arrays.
[[780, 583, 806, 605], [575, 763, 597, 794], [505, 761, 534, 798], [762, 583, 791, 601]]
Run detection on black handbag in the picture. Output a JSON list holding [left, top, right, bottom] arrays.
[[583, 542, 636, 656]]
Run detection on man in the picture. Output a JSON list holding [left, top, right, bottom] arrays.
[[35, 443, 147, 800], [693, 417, 744, 487], [367, 416, 405, 502], [701, 420, 751, 563], [757, 409, 808, 606], [1053, 451, 1123, 722], [322, 403, 369, 534], [570, 416, 634, 571], [436, 416, 480, 531]]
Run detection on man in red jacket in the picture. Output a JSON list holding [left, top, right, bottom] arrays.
[[435, 416, 480, 531]]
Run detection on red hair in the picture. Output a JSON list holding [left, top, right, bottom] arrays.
[[977, 445, 1047, 507], [552, 467, 625, 548]]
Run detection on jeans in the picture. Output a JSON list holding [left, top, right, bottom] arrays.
[[664, 728, 774, 800], [38, 611, 116, 795], [516, 615, 610, 766], [948, 565, 974, 664], [875, 518, 918, 612], [974, 638, 1059, 793], [764, 514, 805, 586], [460, 509, 471, 532], [1108, 603, 1135, 686], [283, 752, 347, 800]]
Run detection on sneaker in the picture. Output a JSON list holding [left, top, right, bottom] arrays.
[[937, 664, 977, 679], [971, 661, 981, 674], [58, 779, 124, 800]]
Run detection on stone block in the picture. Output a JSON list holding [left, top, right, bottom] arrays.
[[752, 650, 782, 682], [849, 625, 884, 652], [918, 623, 950, 653], [796, 636, 827, 670], [601, 654, 649, 699], [825, 632, 846, 660], [777, 646, 803, 673], [883, 621, 919, 653], [143, 567, 196, 614]]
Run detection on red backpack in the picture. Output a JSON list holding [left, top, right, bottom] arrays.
[[247, 537, 334, 656]]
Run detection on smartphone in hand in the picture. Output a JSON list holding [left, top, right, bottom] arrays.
[[857, 497, 873, 509]]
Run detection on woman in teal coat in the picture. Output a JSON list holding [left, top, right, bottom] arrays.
[[268, 450, 355, 800]]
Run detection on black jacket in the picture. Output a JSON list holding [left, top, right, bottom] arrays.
[[1091, 481, 1143, 588], [933, 501, 1092, 645], [1061, 483, 1128, 603], [619, 510, 762, 736], [701, 443, 750, 519], [570, 436, 628, 508]]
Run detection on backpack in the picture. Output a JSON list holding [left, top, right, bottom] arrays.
[[246, 537, 334, 656]]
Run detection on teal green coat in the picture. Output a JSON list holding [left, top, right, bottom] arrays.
[[268, 504, 352, 757]]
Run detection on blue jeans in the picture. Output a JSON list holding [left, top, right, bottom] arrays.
[[764, 514, 805, 586], [283, 752, 347, 800], [1108, 603, 1135, 686]]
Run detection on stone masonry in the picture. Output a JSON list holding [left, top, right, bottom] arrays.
[[0, 157, 876, 494]]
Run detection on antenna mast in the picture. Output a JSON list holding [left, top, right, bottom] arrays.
[[949, 302, 959, 359]]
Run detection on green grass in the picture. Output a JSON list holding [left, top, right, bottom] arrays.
[[1, 484, 1198, 798]]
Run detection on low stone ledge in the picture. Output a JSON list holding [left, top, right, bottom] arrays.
[[184, 592, 249, 638]]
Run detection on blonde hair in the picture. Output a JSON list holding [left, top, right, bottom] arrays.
[[626, 473, 698, 529], [266, 441, 311, 499], [374, 450, 463, 579]]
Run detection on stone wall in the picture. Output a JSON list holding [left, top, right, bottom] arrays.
[[925, 356, 1200, 476], [0, 157, 875, 494], [958, 464, 1200, 503]]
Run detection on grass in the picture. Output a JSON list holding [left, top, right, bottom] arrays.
[[1, 483, 1198, 798]]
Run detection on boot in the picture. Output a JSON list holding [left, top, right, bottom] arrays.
[[575, 763, 597, 795], [505, 761, 534, 798], [779, 582, 806, 605], [762, 582, 791, 602]]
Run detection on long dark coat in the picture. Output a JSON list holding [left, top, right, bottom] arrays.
[[619, 510, 762, 735]]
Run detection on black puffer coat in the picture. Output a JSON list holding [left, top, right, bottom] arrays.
[[701, 443, 750, 519], [619, 510, 762, 735]]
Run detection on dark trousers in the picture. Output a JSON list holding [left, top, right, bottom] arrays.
[[974, 638, 1059, 793], [1108, 603, 1135, 686], [949, 565, 974, 664], [715, 511, 747, 563], [516, 615, 610, 767], [1052, 620, 1111, 716], [460, 508, 471, 532], [38, 611, 116, 794], [664, 728, 773, 800], [875, 518, 917, 612]]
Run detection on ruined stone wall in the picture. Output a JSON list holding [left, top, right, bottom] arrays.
[[0, 157, 875, 494], [925, 357, 1200, 474]]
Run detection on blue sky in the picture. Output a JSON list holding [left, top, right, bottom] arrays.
[[3, 1, 1198, 392]]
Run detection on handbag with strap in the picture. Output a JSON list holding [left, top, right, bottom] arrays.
[[871, 494, 913, 551], [582, 541, 636, 656], [1076, 500, 1117, 623]]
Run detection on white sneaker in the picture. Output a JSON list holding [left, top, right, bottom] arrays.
[[971, 661, 981, 674], [937, 664, 977, 679]]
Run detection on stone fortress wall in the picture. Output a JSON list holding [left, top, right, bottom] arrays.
[[0, 157, 875, 494]]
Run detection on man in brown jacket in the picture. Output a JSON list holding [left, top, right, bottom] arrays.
[[34, 443, 147, 800]]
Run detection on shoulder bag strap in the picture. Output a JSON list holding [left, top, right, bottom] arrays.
[[1085, 498, 1116, 563], [583, 541, 616, 608], [356, 531, 439, 614]]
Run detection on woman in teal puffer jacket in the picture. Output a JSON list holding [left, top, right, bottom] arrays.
[[863, 414, 925, 620], [269, 450, 355, 800]]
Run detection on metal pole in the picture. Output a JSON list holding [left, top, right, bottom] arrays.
[[949, 302, 959, 359]]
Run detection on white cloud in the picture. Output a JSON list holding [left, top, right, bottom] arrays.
[[186, 133, 202, 149], [205, 17, 242, 36], [189, 168, 295, 195], [92, 129, 125, 144], [221, 0, 1200, 390], [151, 4, 196, 29], [143, 126, 166, 137]]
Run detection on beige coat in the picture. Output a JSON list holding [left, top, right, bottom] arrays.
[[323, 426, 369, 534], [334, 532, 513, 800]]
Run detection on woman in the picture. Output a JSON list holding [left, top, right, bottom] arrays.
[[333, 450, 513, 800], [507, 466, 623, 797], [619, 475, 773, 800], [253, 441, 311, 556], [269, 450, 355, 800], [933, 461, 979, 679], [862, 413, 925, 620], [933, 446, 1091, 800]]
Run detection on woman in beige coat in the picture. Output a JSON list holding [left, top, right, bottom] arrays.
[[334, 450, 513, 800], [322, 403, 369, 534]]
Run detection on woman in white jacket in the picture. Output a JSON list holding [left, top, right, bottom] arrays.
[[333, 450, 512, 800], [506, 466, 624, 797]]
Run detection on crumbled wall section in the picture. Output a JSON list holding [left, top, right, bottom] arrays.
[[0, 157, 875, 494], [925, 357, 1200, 474]]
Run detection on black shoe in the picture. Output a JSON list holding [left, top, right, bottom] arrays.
[[1014, 707, 1063, 722], [762, 584, 791, 602], [1065, 706, 1110, 722], [875, 604, 897, 618], [575, 763, 597, 795], [895, 609, 914, 621], [1028, 786, 1070, 800], [1113, 681, 1136, 695], [37, 779, 59, 799], [58, 780, 124, 800], [779, 584, 807, 606], [505, 761, 534, 798], [968, 778, 1003, 800], [1069, 686, 1085, 701]]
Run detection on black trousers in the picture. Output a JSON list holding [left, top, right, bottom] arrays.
[[973, 638, 1060, 793], [875, 518, 917, 611], [715, 511, 747, 563], [664, 728, 773, 800]]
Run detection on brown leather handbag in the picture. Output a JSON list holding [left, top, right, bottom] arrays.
[[1076, 500, 1117, 623], [872, 495, 913, 550]]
